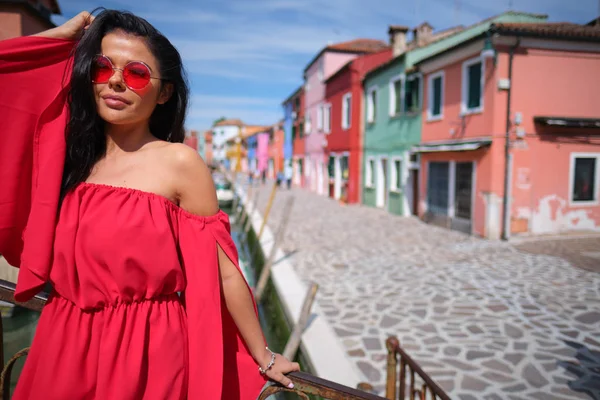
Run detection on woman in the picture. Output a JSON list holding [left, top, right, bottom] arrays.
[[0, 9, 298, 399]]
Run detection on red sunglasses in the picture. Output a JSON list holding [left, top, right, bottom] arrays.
[[91, 55, 162, 90]]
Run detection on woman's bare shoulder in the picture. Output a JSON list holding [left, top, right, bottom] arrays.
[[159, 142, 218, 215]]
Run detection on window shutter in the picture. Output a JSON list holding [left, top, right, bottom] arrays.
[[433, 76, 442, 116], [468, 62, 481, 109]]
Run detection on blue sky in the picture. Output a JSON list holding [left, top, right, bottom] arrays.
[[53, 0, 597, 133]]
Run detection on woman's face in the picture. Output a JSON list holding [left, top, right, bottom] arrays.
[[94, 30, 172, 127]]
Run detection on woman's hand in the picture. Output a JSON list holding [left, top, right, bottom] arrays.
[[34, 11, 94, 40], [259, 349, 301, 389]]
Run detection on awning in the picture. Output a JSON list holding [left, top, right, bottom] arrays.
[[534, 116, 600, 129], [412, 137, 492, 153]]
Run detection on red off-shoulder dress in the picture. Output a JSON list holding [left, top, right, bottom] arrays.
[[0, 36, 265, 399]]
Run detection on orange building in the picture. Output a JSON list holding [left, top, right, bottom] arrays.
[[416, 21, 600, 238], [0, 0, 61, 40], [267, 122, 285, 179]]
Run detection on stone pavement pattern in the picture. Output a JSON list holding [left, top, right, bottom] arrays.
[[243, 182, 600, 400]]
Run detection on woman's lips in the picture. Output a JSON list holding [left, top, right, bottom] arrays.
[[102, 95, 130, 109]]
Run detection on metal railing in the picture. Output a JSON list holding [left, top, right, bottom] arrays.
[[382, 336, 451, 400]]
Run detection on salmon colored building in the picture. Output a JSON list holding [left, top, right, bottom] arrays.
[[416, 21, 600, 239], [267, 122, 285, 179], [0, 0, 60, 40], [324, 48, 392, 203]]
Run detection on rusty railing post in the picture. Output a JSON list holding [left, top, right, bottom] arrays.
[[385, 336, 399, 400]]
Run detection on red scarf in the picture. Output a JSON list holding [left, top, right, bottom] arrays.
[[0, 36, 75, 301]]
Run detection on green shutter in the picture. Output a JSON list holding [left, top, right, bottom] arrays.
[[468, 62, 481, 109], [432, 76, 442, 116]]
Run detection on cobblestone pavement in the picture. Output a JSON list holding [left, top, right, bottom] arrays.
[[242, 181, 600, 400]]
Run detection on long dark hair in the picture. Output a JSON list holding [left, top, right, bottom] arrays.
[[61, 9, 189, 198]]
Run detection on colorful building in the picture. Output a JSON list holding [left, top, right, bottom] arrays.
[[0, 0, 60, 40], [211, 119, 244, 168], [324, 48, 392, 203], [303, 39, 389, 196], [241, 125, 269, 178], [267, 122, 285, 179], [282, 87, 303, 186], [288, 88, 305, 187], [415, 20, 600, 238], [203, 130, 213, 165], [361, 12, 546, 217], [256, 129, 270, 180]]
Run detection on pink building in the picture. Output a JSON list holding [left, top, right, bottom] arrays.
[[303, 39, 388, 195], [416, 21, 600, 238], [256, 131, 269, 179]]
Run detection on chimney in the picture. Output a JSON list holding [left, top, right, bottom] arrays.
[[413, 22, 434, 47], [388, 25, 410, 57]]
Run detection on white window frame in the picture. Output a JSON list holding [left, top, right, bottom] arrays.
[[427, 70, 445, 121], [367, 86, 377, 123], [461, 56, 484, 115], [569, 152, 600, 206], [390, 157, 403, 192], [324, 104, 331, 133], [342, 92, 352, 130], [366, 157, 375, 188], [388, 74, 404, 117]]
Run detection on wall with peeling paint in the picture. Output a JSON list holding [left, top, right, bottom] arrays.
[[508, 46, 600, 235]]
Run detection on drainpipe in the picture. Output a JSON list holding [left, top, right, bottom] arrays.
[[501, 38, 520, 241]]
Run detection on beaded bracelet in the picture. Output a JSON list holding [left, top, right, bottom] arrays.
[[258, 347, 276, 375]]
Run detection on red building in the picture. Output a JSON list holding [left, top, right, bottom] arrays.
[[289, 87, 305, 187], [324, 48, 392, 203]]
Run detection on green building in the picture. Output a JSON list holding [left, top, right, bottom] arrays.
[[361, 12, 547, 216]]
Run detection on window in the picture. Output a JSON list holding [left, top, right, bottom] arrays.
[[298, 158, 304, 176], [366, 157, 375, 187], [427, 71, 444, 120], [324, 104, 331, 133], [341, 155, 349, 180], [389, 75, 403, 116], [461, 57, 484, 114], [570, 154, 599, 205], [304, 115, 311, 135], [298, 122, 304, 138], [367, 87, 377, 123], [404, 75, 421, 113], [292, 125, 297, 141], [342, 93, 352, 129], [328, 155, 335, 180], [295, 96, 300, 111], [317, 106, 323, 131], [391, 159, 402, 191]]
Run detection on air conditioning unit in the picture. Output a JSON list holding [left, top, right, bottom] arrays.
[[291, 111, 297, 120]]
